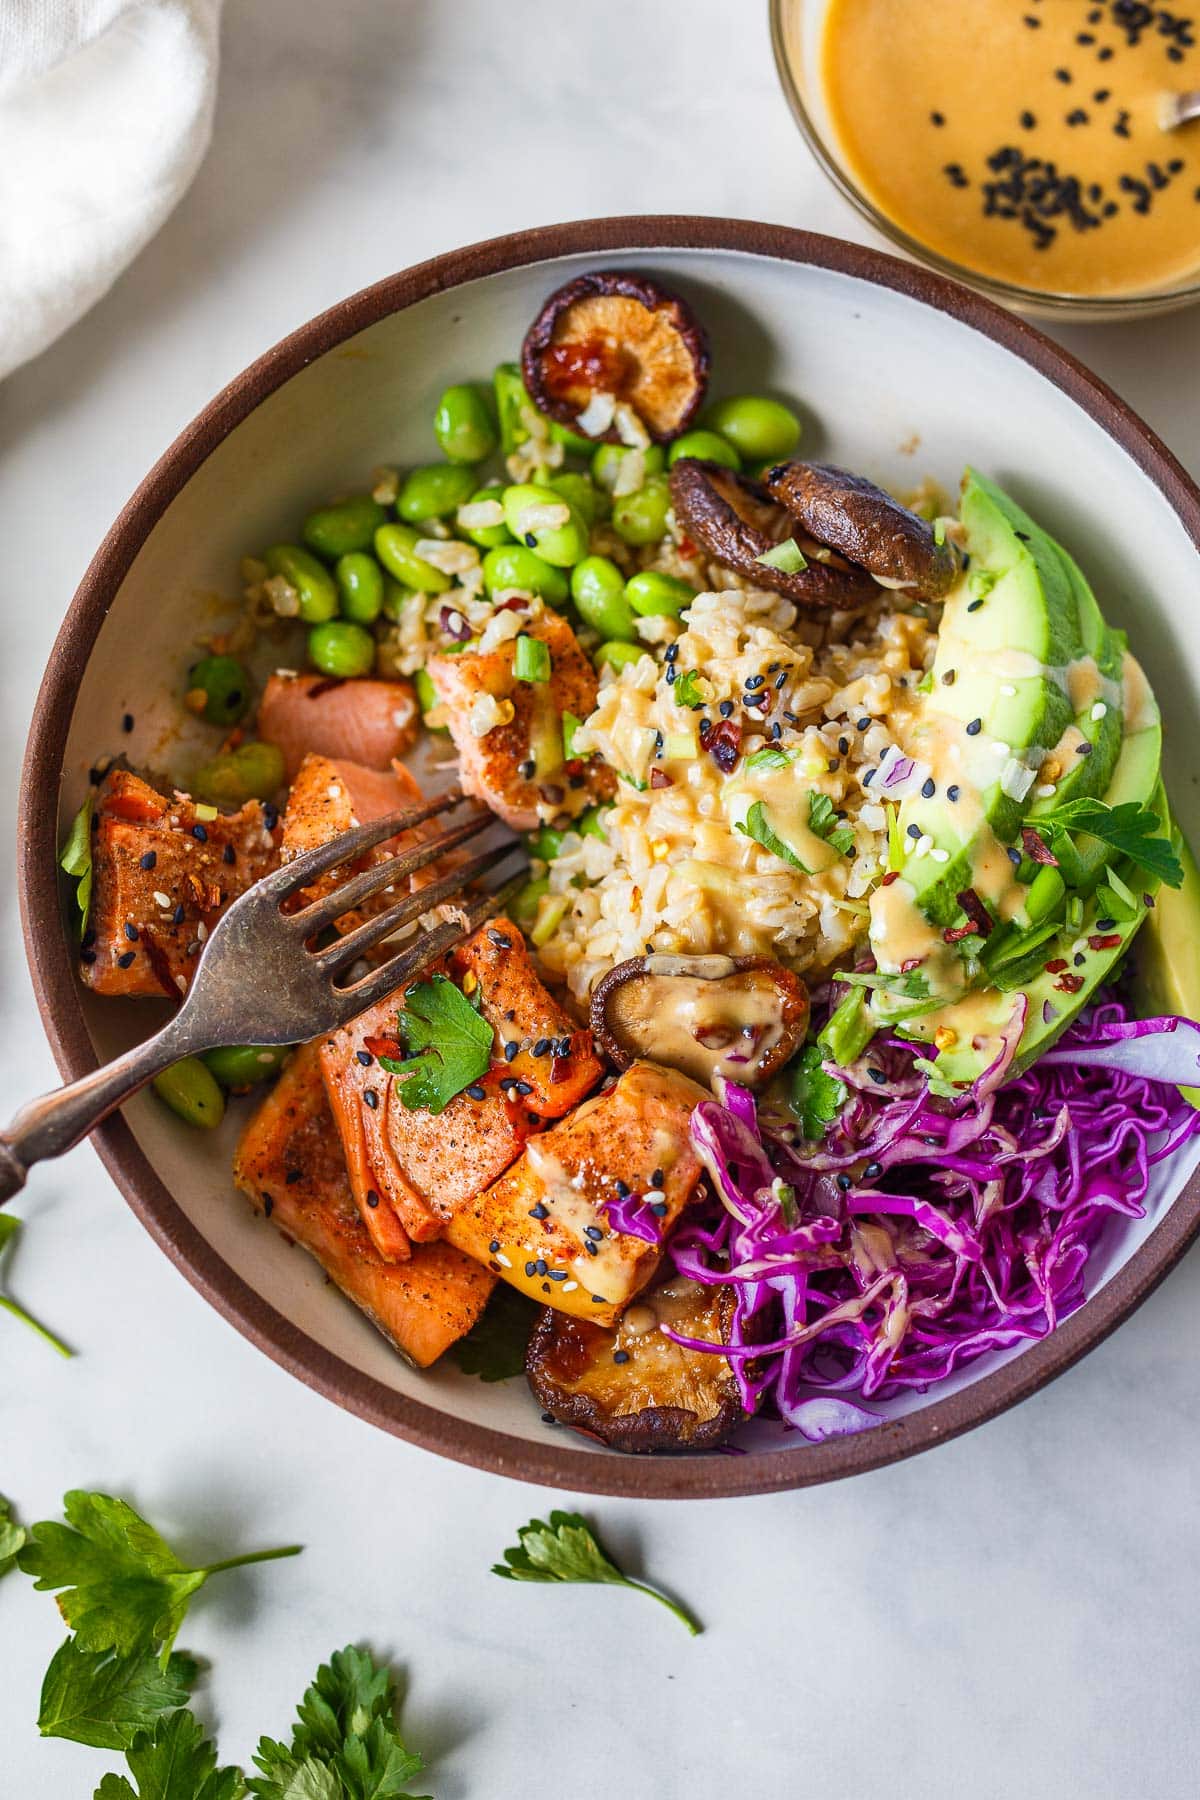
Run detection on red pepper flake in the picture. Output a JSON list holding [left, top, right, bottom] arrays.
[[678, 534, 699, 560], [699, 716, 741, 773], [649, 768, 674, 788], [1020, 827, 1059, 866], [1088, 932, 1122, 951], [880, 870, 899, 887], [363, 1033, 402, 1060], [550, 1056, 572, 1084], [1044, 958, 1068, 973], [1054, 972, 1085, 994], [954, 886, 993, 938], [899, 957, 923, 973]]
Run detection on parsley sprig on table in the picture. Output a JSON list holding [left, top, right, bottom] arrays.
[[493, 1511, 701, 1636], [38, 1639, 199, 1751], [19, 1490, 302, 1666], [377, 974, 494, 1114], [0, 1492, 26, 1576], [95, 1709, 244, 1800], [248, 1644, 429, 1800], [0, 1213, 73, 1356]]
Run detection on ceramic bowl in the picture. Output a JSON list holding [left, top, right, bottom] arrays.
[[19, 217, 1200, 1497]]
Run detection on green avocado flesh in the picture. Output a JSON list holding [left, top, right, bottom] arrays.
[[864, 469, 1168, 1088], [1133, 827, 1200, 1109]]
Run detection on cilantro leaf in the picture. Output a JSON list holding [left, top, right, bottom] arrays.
[[378, 974, 494, 1115], [1040, 798, 1183, 888], [60, 793, 95, 930], [248, 1645, 429, 1800], [788, 1044, 847, 1140], [807, 791, 855, 856], [19, 1491, 302, 1664], [94, 1708, 244, 1800], [39, 1638, 198, 1750], [0, 1213, 73, 1356], [493, 1510, 700, 1636], [735, 800, 809, 871], [672, 669, 705, 709], [450, 1284, 539, 1382], [0, 1492, 26, 1576]]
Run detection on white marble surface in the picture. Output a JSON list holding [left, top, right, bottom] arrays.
[[4, 3, 1200, 1794]]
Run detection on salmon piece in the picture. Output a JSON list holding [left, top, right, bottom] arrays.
[[445, 1062, 708, 1326], [233, 1043, 494, 1366], [280, 753, 442, 936], [427, 611, 613, 830], [83, 769, 280, 998], [448, 916, 603, 1118], [319, 980, 537, 1255], [258, 672, 419, 781]]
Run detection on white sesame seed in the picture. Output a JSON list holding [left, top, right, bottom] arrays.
[[495, 1252, 512, 1268], [1035, 783, 1056, 798], [930, 847, 951, 863], [642, 1189, 666, 1206], [152, 890, 171, 908], [563, 1280, 578, 1292], [991, 741, 1011, 756], [196, 921, 208, 942], [915, 833, 934, 856], [1000, 683, 1017, 696], [1091, 701, 1107, 720]]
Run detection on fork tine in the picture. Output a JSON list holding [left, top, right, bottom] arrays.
[[316, 843, 526, 975], [326, 879, 525, 1026], [251, 788, 469, 904], [291, 809, 495, 934]]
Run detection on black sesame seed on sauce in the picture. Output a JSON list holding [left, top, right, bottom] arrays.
[[966, 717, 983, 735], [139, 850, 157, 871], [930, 109, 946, 125], [921, 777, 936, 798], [612, 1349, 631, 1364]]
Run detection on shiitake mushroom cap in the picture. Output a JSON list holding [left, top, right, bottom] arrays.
[[668, 459, 879, 609], [522, 271, 710, 444], [761, 460, 959, 598]]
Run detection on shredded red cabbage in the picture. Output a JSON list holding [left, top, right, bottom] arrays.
[[665, 994, 1200, 1441]]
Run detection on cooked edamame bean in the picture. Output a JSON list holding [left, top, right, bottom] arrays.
[[396, 462, 478, 523], [577, 805, 609, 841], [494, 361, 532, 455], [458, 486, 512, 549], [502, 482, 589, 567], [190, 741, 286, 807], [374, 523, 451, 593], [596, 639, 648, 672], [592, 442, 666, 492], [625, 569, 698, 619], [308, 620, 376, 680], [152, 1057, 225, 1129], [549, 471, 603, 527], [301, 495, 387, 560], [186, 654, 251, 727], [667, 429, 741, 471], [482, 543, 568, 604], [413, 667, 448, 732], [570, 556, 637, 640], [382, 576, 418, 620], [264, 544, 339, 623], [610, 476, 671, 546], [334, 552, 385, 624], [434, 383, 498, 464], [703, 395, 801, 462], [527, 825, 566, 862], [512, 875, 550, 929], [550, 419, 600, 456], [202, 1043, 291, 1091]]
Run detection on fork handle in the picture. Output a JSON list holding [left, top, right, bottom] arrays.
[[0, 1021, 193, 1204]]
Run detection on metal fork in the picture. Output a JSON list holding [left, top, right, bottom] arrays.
[[0, 789, 526, 1203]]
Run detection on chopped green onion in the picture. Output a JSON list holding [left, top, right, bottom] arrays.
[[755, 539, 807, 574], [514, 634, 551, 684], [562, 710, 583, 758]]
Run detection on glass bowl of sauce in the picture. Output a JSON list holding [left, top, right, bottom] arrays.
[[771, 0, 1200, 318]]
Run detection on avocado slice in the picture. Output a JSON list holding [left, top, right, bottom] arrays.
[[880, 469, 1082, 932], [1132, 826, 1200, 1109], [1025, 539, 1125, 817]]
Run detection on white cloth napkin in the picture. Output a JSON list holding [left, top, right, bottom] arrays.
[[0, 0, 222, 380]]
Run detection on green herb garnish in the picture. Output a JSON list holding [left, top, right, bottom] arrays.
[[1039, 798, 1182, 888], [249, 1645, 429, 1800], [450, 1284, 539, 1382], [0, 1493, 26, 1577], [0, 1214, 72, 1357], [808, 791, 855, 856], [18, 1491, 301, 1666], [744, 746, 791, 772], [513, 633, 550, 683], [94, 1708, 243, 1800], [561, 710, 583, 758], [39, 1640, 199, 1751], [788, 1044, 847, 1140], [672, 669, 705, 708], [735, 800, 808, 871], [60, 793, 95, 931], [754, 540, 807, 574], [378, 973, 494, 1115], [493, 1511, 700, 1636]]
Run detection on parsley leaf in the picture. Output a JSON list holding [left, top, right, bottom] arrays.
[[248, 1645, 429, 1800], [0, 1214, 73, 1357], [1040, 799, 1183, 888], [735, 800, 809, 871], [377, 974, 494, 1115], [94, 1708, 244, 1800], [60, 793, 95, 930], [672, 669, 705, 708], [493, 1511, 700, 1636], [450, 1284, 539, 1382], [18, 1491, 302, 1665], [39, 1639, 198, 1750], [0, 1492, 26, 1577], [788, 1044, 847, 1140], [807, 791, 855, 856]]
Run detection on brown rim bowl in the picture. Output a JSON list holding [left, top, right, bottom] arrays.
[[19, 216, 1200, 1499]]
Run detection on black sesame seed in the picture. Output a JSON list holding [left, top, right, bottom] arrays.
[[836, 1173, 853, 1191], [613, 1349, 631, 1364], [614, 1179, 630, 1197], [907, 823, 922, 839], [285, 1170, 302, 1186], [930, 108, 946, 124], [1094, 87, 1111, 102], [650, 1202, 668, 1217], [116, 951, 135, 969], [947, 784, 961, 802], [532, 1037, 550, 1058], [122, 713, 134, 732], [652, 1168, 665, 1186], [771, 723, 782, 740], [585, 1241, 599, 1256], [664, 643, 679, 663], [139, 850, 157, 871], [524, 1261, 537, 1277], [549, 1269, 568, 1281], [223, 842, 236, 865], [967, 597, 985, 613], [1023, 13, 1040, 26], [489, 1239, 501, 1253], [1054, 66, 1072, 82], [1096, 917, 1116, 931], [921, 777, 936, 798], [863, 769, 875, 786], [1021, 109, 1037, 128], [504, 1040, 519, 1062], [356, 1049, 372, 1066], [191, 823, 208, 842], [264, 1195, 275, 1215], [584, 1225, 603, 1240], [867, 1068, 887, 1086], [262, 802, 279, 831], [363, 1088, 379, 1109], [541, 1410, 556, 1422], [529, 1203, 549, 1219], [80, 949, 97, 964], [744, 674, 765, 691], [719, 699, 735, 717], [487, 928, 513, 948], [173, 904, 186, 925], [466, 1084, 486, 1101], [1073, 952, 1086, 968], [513, 1080, 533, 1096], [124, 922, 139, 942], [519, 760, 536, 780], [775, 671, 789, 690], [591, 1295, 605, 1304], [856, 716, 871, 730], [1007, 848, 1022, 867], [534, 1259, 548, 1275], [865, 1160, 883, 1178], [942, 670, 956, 686], [966, 717, 982, 735], [524, 532, 538, 548], [1076, 741, 1093, 756]]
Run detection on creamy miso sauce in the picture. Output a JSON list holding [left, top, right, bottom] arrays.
[[822, 0, 1200, 298]]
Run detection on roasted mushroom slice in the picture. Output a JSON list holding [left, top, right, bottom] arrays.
[[527, 1274, 744, 1452], [591, 953, 809, 1091], [522, 271, 709, 444], [761, 460, 959, 598], [668, 459, 879, 609]]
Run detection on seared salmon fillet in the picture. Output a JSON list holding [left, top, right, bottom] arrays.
[[444, 1061, 707, 1326], [281, 753, 425, 934], [233, 1042, 494, 1366], [258, 671, 419, 780], [427, 611, 612, 830], [82, 769, 280, 998]]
